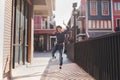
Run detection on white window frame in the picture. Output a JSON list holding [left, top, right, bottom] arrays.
[[114, 2, 120, 11], [90, 1, 98, 16], [118, 2, 120, 10], [101, 1, 109, 16], [116, 18, 120, 27], [114, 2, 117, 10]]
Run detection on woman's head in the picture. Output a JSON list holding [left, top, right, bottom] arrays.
[[56, 25, 62, 32]]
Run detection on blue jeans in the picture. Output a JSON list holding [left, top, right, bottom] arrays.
[[52, 44, 63, 66]]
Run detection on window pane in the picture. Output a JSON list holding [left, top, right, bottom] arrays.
[[117, 19, 120, 27], [34, 16, 42, 29], [114, 2, 120, 10], [102, 1, 109, 15], [118, 2, 120, 10], [14, 0, 21, 63], [114, 2, 117, 10], [90, 1, 97, 15]]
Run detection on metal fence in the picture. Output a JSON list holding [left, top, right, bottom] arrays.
[[74, 32, 120, 80]]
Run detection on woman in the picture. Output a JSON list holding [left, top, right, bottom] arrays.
[[52, 25, 69, 69]]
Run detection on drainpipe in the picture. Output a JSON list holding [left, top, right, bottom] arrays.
[[0, 0, 5, 80], [111, 0, 114, 32], [85, 0, 89, 38]]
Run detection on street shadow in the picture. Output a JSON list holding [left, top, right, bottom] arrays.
[[38, 52, 73, 80], [39, 58, 65, 80], [33, 51, 52, 58], [12, 59, 61, 80], [12, 52, 73, 80]]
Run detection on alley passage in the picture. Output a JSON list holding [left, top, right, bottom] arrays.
[[12, 52, 95, 80]]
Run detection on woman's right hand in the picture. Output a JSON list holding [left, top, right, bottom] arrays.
[[63, 21, 67, 27]]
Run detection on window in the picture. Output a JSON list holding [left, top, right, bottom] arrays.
[[50, 24, 54, 29], [13, 0, 29, 68], [34, 16, 42, 29], [90, 1, 97, 15], [101, 1, 109, 15], [114, 2, 117, 10], [116, 19, 120, 31], [114, 2, 120, 10], [117, 19, 120, 27]]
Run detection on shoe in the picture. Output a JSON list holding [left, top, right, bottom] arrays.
[[52, 56, 56, 59], [59, 66, 62, 69]]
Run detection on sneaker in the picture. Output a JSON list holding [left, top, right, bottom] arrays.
[[52, 56, 56, 59], [59, 66, 62, 69]]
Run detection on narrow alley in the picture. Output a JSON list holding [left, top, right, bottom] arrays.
[[1, 0, 120, 80], [12, 52, 95, 80]]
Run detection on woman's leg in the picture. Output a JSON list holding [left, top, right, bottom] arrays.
[[52, 45, 57, 58], [58, 45, 63, 69]]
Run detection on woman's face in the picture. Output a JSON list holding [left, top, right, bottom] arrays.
[[57, 27, 62, 32]]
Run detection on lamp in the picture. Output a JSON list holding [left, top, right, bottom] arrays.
[[72, 2, 77, 43]]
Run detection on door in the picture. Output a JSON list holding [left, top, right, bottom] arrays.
[[116, 19, 120, 31]]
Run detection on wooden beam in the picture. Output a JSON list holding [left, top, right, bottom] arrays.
[[27, 4, 32, 63]]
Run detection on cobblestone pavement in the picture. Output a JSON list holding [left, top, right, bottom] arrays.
[[12, 52, 95, 80]]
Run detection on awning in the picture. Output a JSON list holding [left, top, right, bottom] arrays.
[[34, 29, 55, 34]]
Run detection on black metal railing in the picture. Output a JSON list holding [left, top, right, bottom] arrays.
[[74, 32, 120, 80]]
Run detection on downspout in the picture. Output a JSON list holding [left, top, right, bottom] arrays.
[[111, 0, 114, 32], [85, 0, 89, 38], [31, 0, 34, 63]]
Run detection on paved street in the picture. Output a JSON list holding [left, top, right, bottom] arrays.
[[12, 52, 95, 80]]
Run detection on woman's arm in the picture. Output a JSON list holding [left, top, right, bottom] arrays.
[[63, 21, 70, 34], [51, 31, 57, 36]]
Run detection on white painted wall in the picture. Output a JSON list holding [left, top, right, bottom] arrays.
[[0, 0, 5, 79]]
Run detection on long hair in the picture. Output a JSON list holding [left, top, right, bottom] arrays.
[[56, 25, 62, 32]]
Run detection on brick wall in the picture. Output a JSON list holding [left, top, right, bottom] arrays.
[[0, 0, 5, 79], [3, 0, 12, 79]]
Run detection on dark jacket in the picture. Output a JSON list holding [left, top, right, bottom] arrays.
[[53, 27, 69, 44]]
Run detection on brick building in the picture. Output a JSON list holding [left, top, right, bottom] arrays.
[[68, 0, 114, 41], [0, 0, 13, 79], [112, 0, 120, 31], [0, 0, 34, 80], [33, 0, 56, 52], [0, 0, 56, 79]]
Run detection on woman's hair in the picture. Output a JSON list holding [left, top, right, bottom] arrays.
[[56, 25, 62, 32], [56, 25, 62, 29]]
